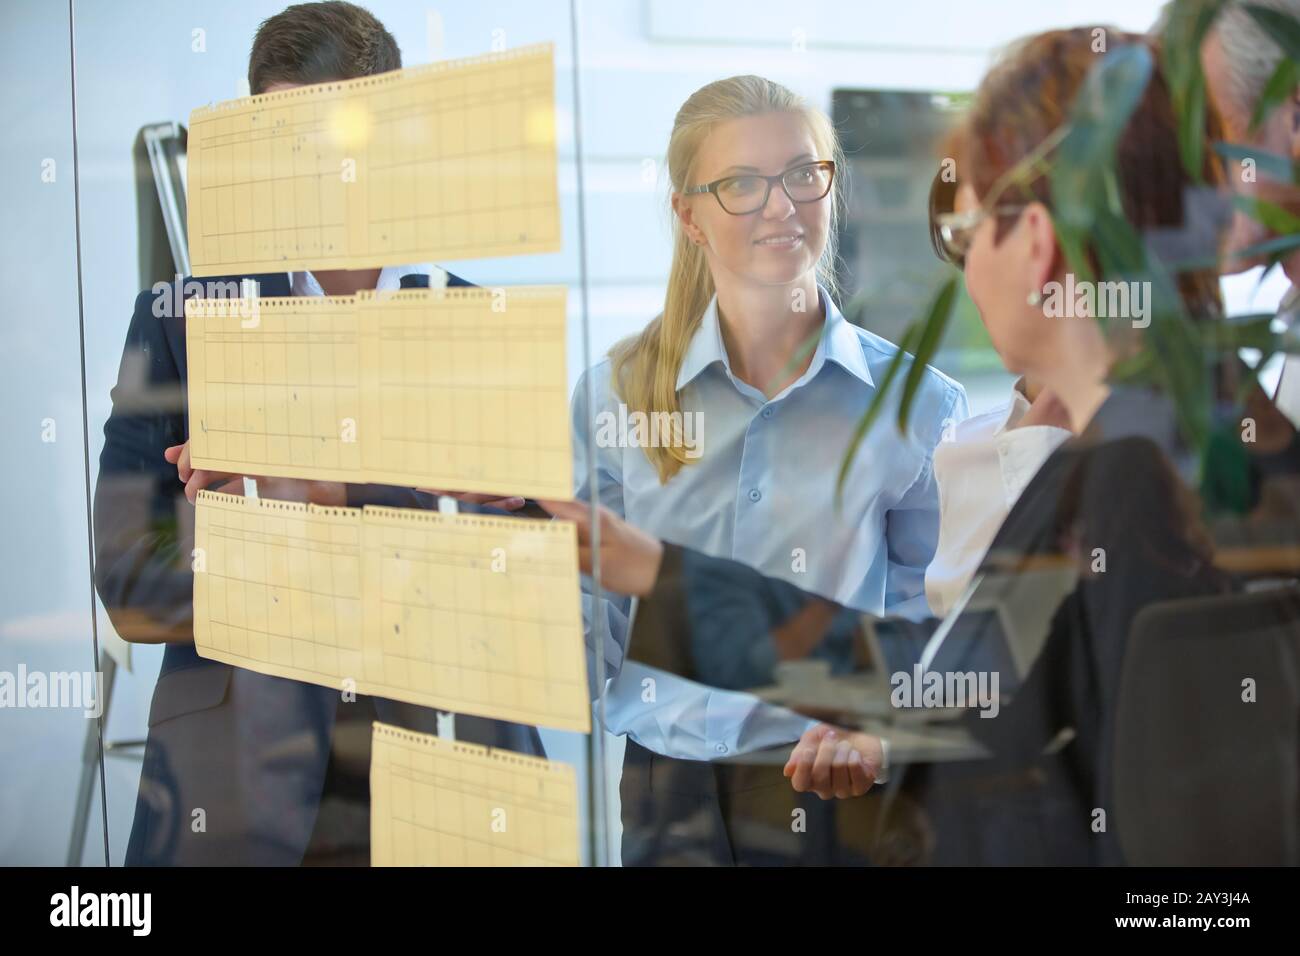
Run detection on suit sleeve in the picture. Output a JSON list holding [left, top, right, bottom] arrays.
[[93, 287, 452, 644], [93, 290, 196, 643], [628, 542, 865, 690]]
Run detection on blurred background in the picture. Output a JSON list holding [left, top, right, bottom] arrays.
[[1, 0, 1288, 865]]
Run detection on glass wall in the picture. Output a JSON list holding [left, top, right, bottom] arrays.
[[0, 1, 108, 867], [2, 0, 1295, 867]]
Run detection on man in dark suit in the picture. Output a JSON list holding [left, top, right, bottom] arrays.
[[94, 2, 542, 866]]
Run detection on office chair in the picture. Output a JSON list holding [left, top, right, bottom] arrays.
[[1114, 585, 1300, 865]]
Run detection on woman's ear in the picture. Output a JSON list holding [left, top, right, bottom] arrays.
[[1022, 201, 1058, 294], [671, 193, 707, 246]]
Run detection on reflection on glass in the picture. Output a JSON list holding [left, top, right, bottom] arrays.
[[12, 0, 1300, 871]]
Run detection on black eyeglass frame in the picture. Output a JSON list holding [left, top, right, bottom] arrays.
[[682, 160, 836, 215]]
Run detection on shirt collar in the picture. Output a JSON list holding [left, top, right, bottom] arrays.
[[998, 377, 1033, 432], [675, 285, 874, 392], [287, 263, 445, 297], [821, 289, 875, 389]]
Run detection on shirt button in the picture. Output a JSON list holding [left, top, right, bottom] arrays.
[[715, 743, 729, 754], [761, 406, 774, 419], [748, 488, 762, 502]]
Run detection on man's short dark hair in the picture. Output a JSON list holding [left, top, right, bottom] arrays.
[[248, 1, 401, 95]]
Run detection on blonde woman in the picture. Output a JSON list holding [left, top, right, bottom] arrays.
[[571, 75, 968, 865]]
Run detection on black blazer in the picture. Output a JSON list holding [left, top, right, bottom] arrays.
[[624, 386, 1300, 864]]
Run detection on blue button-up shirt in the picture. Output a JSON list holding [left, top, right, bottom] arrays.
[[572, 287, 969, 758]]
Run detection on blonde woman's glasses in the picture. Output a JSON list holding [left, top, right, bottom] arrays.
[[684, 160, 835, 215]]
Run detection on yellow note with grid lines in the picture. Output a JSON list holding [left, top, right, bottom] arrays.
[[185, 286, 571, 499], [192, 490, 589, 732], [186, 44, 558, 276], [370, 721, 579, 866]]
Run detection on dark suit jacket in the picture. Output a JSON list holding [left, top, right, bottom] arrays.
[[94, 269, 544, 866], [625, 386, 1300, 864]]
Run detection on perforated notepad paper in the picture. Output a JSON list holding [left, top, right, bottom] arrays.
[[370, 721, 579, 866], [186, 44, 559, 276], [192, 490, 590, 732], [185, 286, 571, 499]]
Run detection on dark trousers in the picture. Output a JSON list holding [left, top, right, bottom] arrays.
[[618, 739, 927, 866], [301, 694, 376, 866], [618, 740, 1085, 866]]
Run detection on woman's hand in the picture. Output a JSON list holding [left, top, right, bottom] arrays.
[[537, 499, 664, 598], [783, 723, 883, 799]]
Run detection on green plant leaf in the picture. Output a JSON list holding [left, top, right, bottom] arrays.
[[1231, 352, 1275, 405], [1143, 279, 1211, 451], [1091, 205, 1147, 278], [1241, 3, 1300, 135], [1205, 311, 1280, 352], [1244, 3, 1300, 59], [1234, 194, 1300, 234], [834, 282, 947, 506], [1161, 0, 1227, 181], [834, 330, 915, 507], [1180, 79, 1209, 184], [1049, 43, 1154, 280], [1250, 57, 1300, 132], [1212, 141, 1297, 183], [1170, 230, 1300, 271], [1251, 232, 1300, 273], [897, 278, 957, 432]]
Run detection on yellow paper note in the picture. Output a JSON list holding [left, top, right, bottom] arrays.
[[193, 490, 590, 732], [193, 490, 364, 678], [185, 286, 572, 499], [186, 44, 559, 276], [370, 721, 579, 866]]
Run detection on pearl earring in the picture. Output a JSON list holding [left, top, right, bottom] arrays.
[[1027, 290, 1042, 306]]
